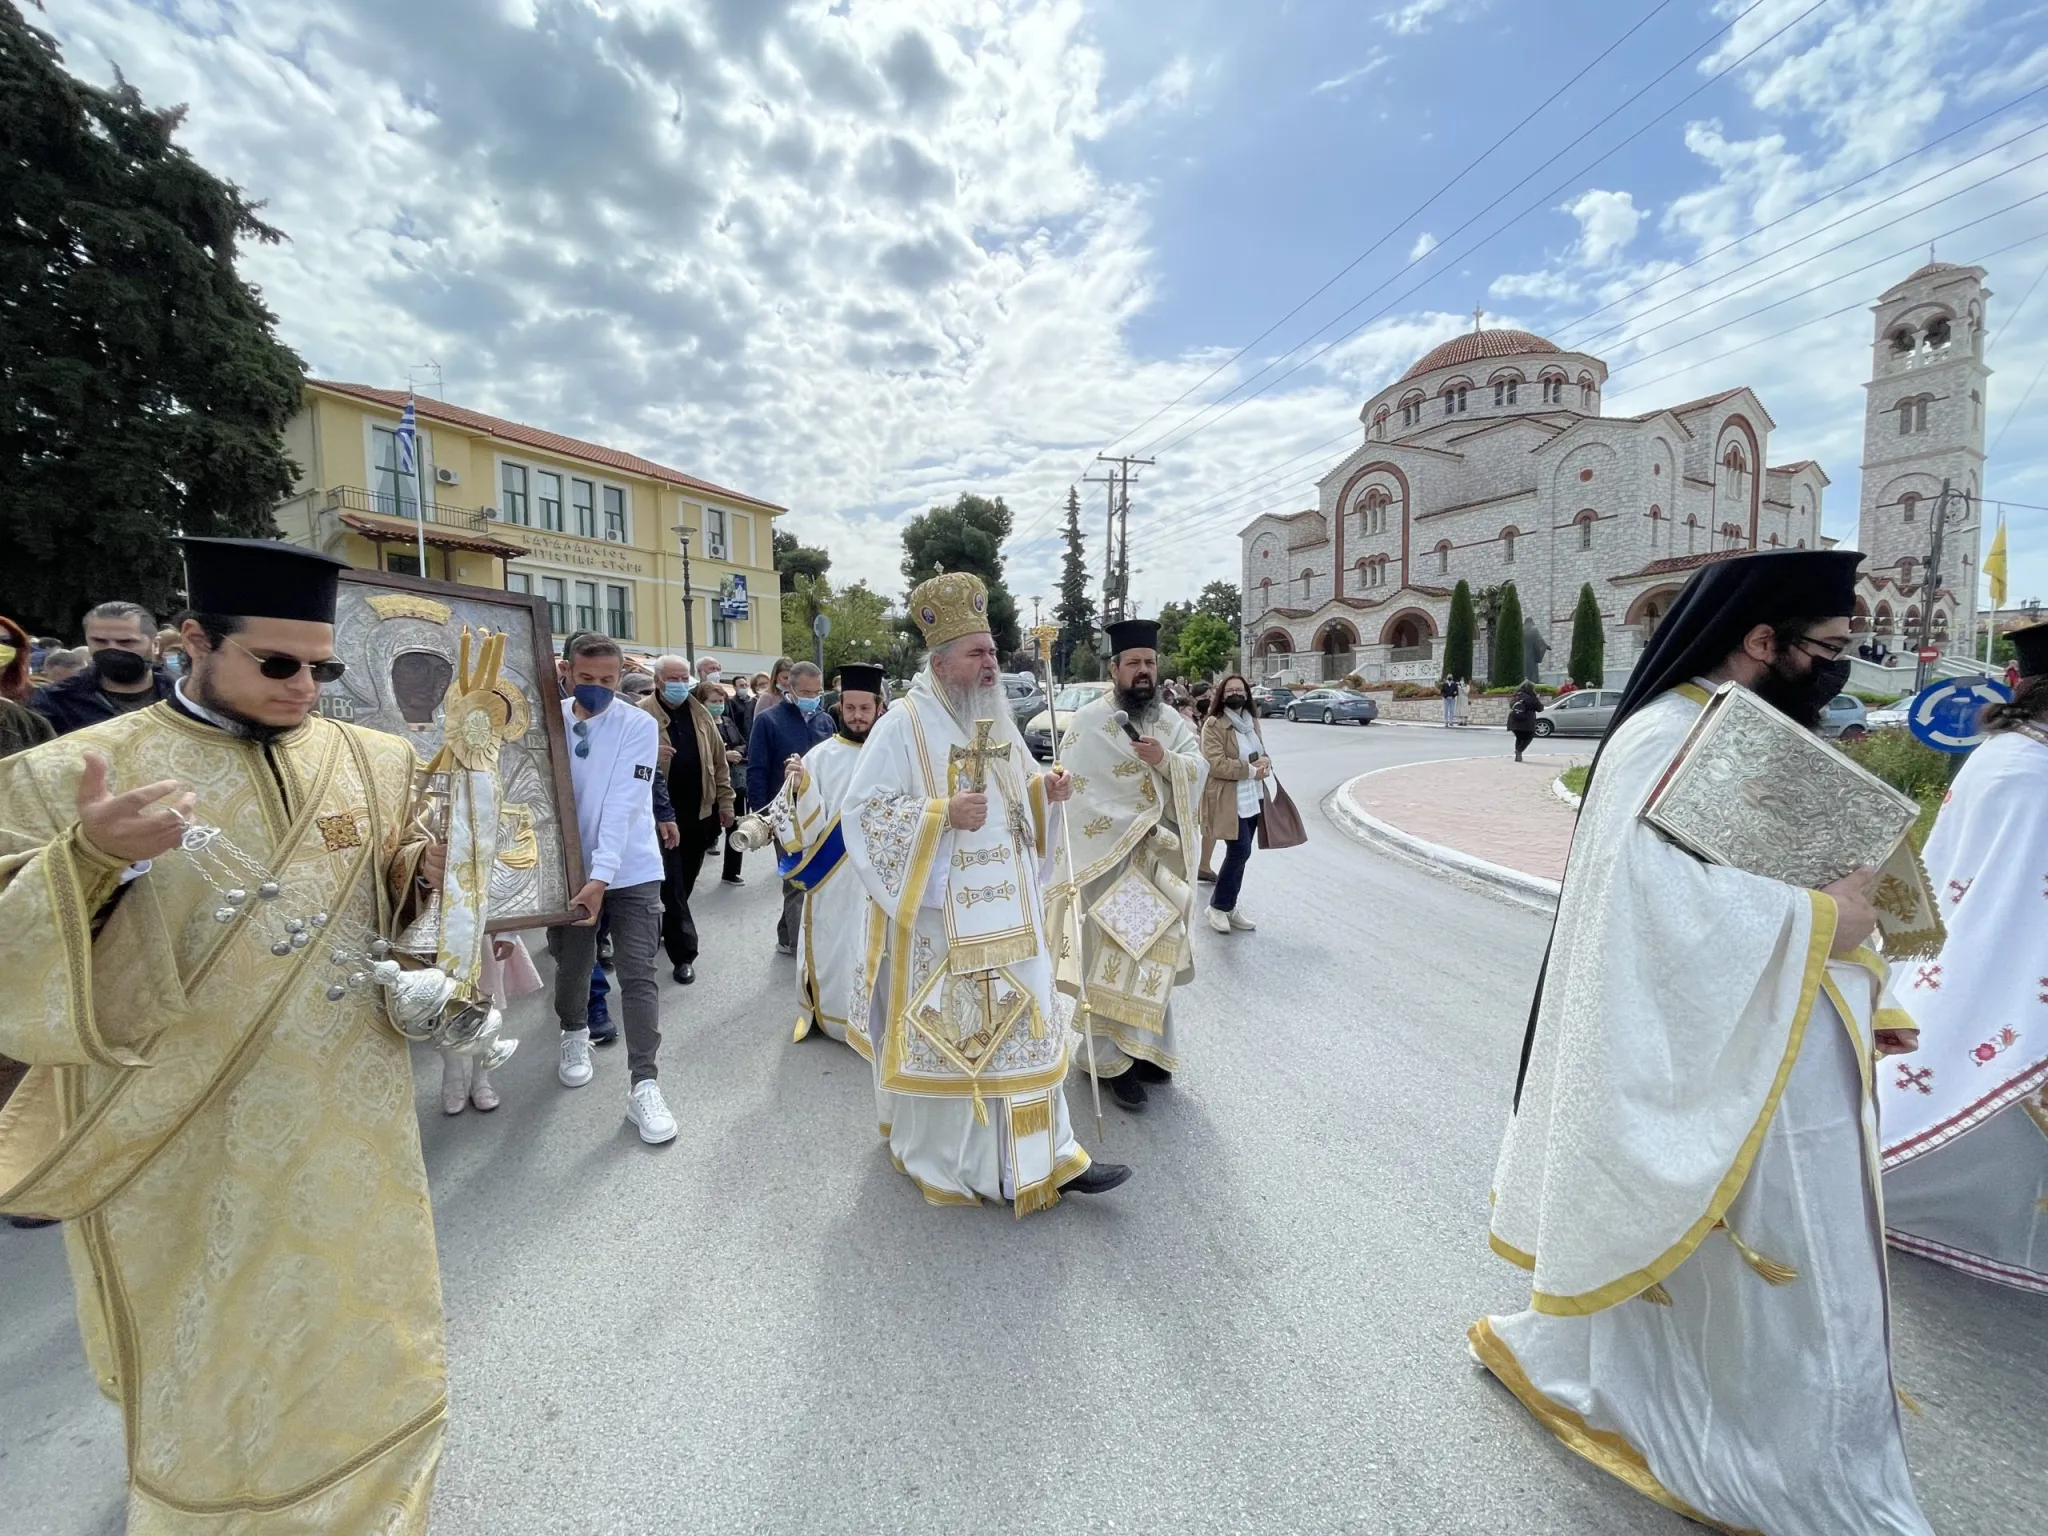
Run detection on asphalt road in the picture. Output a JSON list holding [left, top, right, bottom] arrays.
[[3, 719, 2040, 1534]]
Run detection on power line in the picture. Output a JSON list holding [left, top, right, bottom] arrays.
[[1551, 85, 2048, 342], [1089, 0, 1688, 460], [1004, 0, 1759, 553], [1134, 0, 1835, 461]]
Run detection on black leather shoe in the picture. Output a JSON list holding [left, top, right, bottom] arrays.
[[721, 874, 746, 886], [1129, 1059, 1172, 1084], [1063, 1161, 1133, 1195], [673, 962, 694, 985], [1109, 1073, 1147, 1111]]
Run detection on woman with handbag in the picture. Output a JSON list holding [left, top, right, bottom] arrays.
[[1199, 674, 1272, 933]]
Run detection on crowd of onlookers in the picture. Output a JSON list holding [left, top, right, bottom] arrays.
[[0, 601, 194, 758]]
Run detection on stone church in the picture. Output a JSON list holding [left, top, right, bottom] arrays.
[[1238, 260, 1987, 686]]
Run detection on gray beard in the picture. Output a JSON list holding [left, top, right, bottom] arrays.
[[934, 674, 1008, 733]]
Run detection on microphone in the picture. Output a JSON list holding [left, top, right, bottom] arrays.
[[1110, 709, 1142, 743]]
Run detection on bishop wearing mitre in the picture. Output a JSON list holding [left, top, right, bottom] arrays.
[[786, 663, 888, 1050], [842, 572, 1132, 1211], [1054, 618, 1205, 1113], [0, 540, 449, 1532]]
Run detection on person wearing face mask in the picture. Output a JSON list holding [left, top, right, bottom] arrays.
[[1198, 675, 1269, 939], [701, 681, 750, 883], [728, 672, 759, 738], [639, 654, 733, 984], [1476, 550, 1935, 1536], [30, 599, 175, 735], [0, 614, 54, 757], [746, 659, 833, 956]]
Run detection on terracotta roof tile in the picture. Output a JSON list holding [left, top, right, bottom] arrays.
[[310, 381, 784, 512], [1401, 329, 1560, 383]]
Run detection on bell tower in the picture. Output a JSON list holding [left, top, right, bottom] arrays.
[[1857, 261, 1991, 654]]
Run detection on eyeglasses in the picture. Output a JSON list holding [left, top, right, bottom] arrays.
[[573, 719, 591, 758], [227, 636, 347, 684], [1790, 637, 1850, 664]]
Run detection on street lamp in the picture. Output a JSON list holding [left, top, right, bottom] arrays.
[[670, 523, 697, 666], [1912, 480, 1975, 693]]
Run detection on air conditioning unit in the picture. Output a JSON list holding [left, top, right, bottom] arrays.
[[435, 467, 460, 486], [706, 535, 727, 560], [481, 506, 498, 520], [604, 530, 624, 543]]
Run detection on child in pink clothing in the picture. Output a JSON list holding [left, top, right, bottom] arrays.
[[441, 933, 545, 1114]]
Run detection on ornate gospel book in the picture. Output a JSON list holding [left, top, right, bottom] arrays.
[[1641, 681, 1943, 956]]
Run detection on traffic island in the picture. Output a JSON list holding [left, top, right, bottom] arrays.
[[1326, 756, 1582, 906]]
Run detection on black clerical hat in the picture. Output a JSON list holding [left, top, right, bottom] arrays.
[[838, 663, 886, 698], [1103, 618, 1160, 657], [2010, 619, 2048, 680], [179, 538, 349, 623]]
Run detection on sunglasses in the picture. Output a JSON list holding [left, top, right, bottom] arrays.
[[227, 636, 347, 684], [573, 719, 591, 758]]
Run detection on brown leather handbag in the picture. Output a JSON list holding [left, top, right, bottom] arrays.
[[1257, 780, 1307, 850]]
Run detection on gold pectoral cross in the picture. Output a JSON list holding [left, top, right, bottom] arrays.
[[948, 717, 1011, 794]]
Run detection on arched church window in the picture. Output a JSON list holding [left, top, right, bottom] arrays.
[[1899, 556, 1917, 585], [1442, 386, 1468, 417], [1970, 390, 1981, 428], [1924, 317, 1951, 349], [1575, 511, 1595, 551], [1768, 533, 1780, 547], [1891, 327, 1915, 354], [1897, 399, 1915, 436], [1373, 407, 1390, 440], [1436, 540, 1451, 576], [1900, 492, 1919, 523], [1501, 527, 1517, 564], [1493, 378, 1519, 407], [1915, 396, 1930, 433], [1580, 381, 1595, 409]]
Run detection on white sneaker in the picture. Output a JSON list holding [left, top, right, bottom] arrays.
[[1205, 907, 1231, 934], [558, 1028, 594, 1088], [1227, 909, 1257, 931], [627, 1080, 677, 1144]]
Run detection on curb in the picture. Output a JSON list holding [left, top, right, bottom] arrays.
[[1325, 764, 1562, 909], [1551, 776, 1584, 811]]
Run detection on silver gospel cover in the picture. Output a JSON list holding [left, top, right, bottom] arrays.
[[1640, 681, 1918, 889]]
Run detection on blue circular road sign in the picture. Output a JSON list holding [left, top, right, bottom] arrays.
[[1906, 677, 2011, 753]]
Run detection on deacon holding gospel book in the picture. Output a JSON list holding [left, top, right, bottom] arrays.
[[1474, 549, 1934, 1535]]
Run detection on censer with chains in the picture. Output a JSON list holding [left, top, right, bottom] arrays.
[[180, 627, 530, 1065]]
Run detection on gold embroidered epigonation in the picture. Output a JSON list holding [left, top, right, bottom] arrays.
[[950, 843, 1010, 870], [316, 811, 365, 853]]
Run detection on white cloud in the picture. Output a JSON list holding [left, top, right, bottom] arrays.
[[1312, 52, 1388, 96], [1378, 0, 1477, 37], [1565, 189, 1645, 266], [1408, 231, 1439, 261]]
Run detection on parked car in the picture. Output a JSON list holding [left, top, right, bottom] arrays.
[[1817, 693, 1869, 741], [1024, 681, 1111, 758], [1864, 699, 1910, 731], [1003, 675, 1045, 728], [1285, 688, 1379, 725], [1253, 684, 1296, 717], [1533, 688, 1625, 737]]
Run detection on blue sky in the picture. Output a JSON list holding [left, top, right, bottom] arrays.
[[43, 0, 2048, 622]]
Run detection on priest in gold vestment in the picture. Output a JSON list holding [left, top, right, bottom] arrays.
[[0, 540, 448, 1534], [842, 572, 1132, 1212]]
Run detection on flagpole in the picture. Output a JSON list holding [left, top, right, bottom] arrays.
[[409, 390, 428, 576]]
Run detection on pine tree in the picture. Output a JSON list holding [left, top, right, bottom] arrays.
[[1443, 579, 1476, 682], [1491, 583, 1527, 687], [1051, 484, 1096, 678], [0, 5, 307, 633], [1568, 583, 1605, 687]]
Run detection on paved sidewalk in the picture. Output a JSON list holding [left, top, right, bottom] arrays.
[[1343, 755, 1580, 883]]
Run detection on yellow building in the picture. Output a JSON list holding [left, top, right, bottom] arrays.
[[273, 380, 786, 668]]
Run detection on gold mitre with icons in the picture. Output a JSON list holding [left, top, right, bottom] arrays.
[[909, 569, 992, 648]]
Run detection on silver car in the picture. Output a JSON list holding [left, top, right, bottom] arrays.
[[1285, 688, 1379, 725], [1533, 689, 1624, 737]]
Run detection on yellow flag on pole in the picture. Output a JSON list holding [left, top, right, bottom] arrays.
[[1985, 516, 2008, 607]]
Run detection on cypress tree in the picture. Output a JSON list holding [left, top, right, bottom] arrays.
[[1568, 583, 1605, 687], [1051, 485, 1095, 680], [1491, 583, 1526, 686], [1443, 579, 1476, 683]]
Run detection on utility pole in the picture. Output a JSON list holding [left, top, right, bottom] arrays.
[[1913, 477, 1972, 694], [1093, 452, 1154, 623], [1083, 467, 1117, 625]]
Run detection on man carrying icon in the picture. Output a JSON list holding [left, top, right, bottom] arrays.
[[0, 538, 451, 1532]]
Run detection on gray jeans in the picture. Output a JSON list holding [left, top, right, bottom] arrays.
[[549, 880, 663, 1083]]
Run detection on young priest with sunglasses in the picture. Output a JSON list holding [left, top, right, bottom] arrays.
[[0, 537, 454, 1530]]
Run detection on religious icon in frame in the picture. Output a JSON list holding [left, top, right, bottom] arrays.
[[321, 568, 585, 930]]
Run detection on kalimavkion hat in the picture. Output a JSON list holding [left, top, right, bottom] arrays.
[[1102, 618, 1160, 657], [837, 663, 886, 698], [179, 537, 349, 623], [2009, 619, 2048, 680]]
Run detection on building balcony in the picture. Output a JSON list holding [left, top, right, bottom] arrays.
[[326, 485, 530, 559]]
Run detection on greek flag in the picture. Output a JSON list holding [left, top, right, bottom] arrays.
[[395, 396, 417, 475]]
